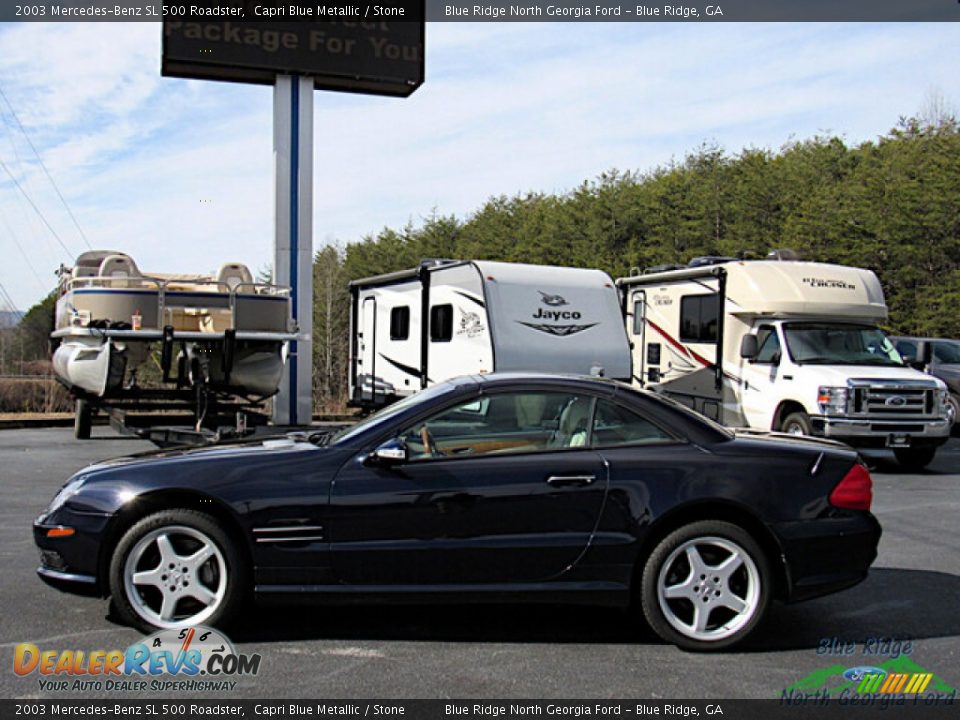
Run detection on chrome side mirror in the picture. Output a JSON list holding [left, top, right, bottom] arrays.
[[368, 438, 408, 466]]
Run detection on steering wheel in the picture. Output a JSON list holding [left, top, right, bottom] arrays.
[[420, 426, 439, 457]]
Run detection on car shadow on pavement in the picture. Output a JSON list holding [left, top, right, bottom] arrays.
[[228, 567, 959, 651], [743, 567, 960, 652], [230, 601, 650, 645]]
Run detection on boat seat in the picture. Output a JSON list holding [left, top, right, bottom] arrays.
[[217, 262, 254, 292], [98, 254, 142, 288]]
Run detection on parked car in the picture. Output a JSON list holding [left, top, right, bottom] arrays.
[[890, 336, 960, 431], [34, 373, 880, 651]]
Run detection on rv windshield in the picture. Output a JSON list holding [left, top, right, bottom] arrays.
[[783, 323, 904, 367]]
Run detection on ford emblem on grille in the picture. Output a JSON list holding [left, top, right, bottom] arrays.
[[885, 395, 908, 407]]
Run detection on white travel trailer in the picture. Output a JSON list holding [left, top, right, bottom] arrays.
[[617, 257, 951, 469], [348, 260, 631, 407]]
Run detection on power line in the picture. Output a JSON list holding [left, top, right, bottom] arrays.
[[0, 84, 92, 250], [0, 156, 76, 260], [0, 208, 47, 291], [0, 279, 24, 321]]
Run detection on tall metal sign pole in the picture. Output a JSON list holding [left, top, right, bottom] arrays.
[[273, 75, 314, 426], [162, 11, 425, 426]]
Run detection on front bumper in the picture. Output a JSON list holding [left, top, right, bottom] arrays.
[[812, 416, 950, 448], [33, 510, 111, 597], [36, 566, 100, 597], [774, 513, 882, 603]]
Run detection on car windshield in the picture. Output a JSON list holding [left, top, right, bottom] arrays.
[[327, 383, 460, 445], [935, 340, 960, 364], [783, 323, 904, 366]]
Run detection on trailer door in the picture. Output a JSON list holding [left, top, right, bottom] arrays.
[[630, 290, 646, 384], [359, 297, 377, 401]]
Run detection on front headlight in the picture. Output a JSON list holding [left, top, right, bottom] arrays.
[[47, 476, 87, 514], [817, 386, 848, 415]]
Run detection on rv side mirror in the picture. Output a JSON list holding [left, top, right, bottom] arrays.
[[740, 335, 759, 360], [368, 438, 409, 466]]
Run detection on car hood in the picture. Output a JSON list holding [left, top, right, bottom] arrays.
[[81, 436, 321, 474], [800, 364, 946, 388]]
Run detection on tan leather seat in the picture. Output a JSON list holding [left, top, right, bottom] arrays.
[[552, 397, 593, 448]]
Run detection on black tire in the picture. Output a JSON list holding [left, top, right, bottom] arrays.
[[74, 399, 92, 440], [893, 447, 937, 471], [108, 509, 245, 632], [640, 520, 771, 651], [947, 394, 959, 435], [781, 411, 813, 436]]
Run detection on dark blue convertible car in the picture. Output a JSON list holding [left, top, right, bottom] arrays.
[[34, 374, 880, 650]]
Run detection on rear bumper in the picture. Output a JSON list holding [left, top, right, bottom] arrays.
[[773, 513, 882, 603], [812, 416, 950, 448]]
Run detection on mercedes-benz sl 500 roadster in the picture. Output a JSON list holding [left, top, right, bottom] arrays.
[[34, 374, 880, 650]]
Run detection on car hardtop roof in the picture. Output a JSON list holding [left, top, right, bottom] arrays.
[[890, 334, 960, 343], [468, 371, 626, 393]]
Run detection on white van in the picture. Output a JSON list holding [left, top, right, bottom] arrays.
[[617, 257, 950, 469], [349, 260, 632, 408]]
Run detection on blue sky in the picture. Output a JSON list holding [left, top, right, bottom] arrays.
[[0, 21, 958, 311]]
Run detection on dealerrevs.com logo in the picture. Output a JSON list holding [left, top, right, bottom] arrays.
[[13, 626, 261, 692]]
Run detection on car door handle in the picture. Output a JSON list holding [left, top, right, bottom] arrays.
[[546, 475, 595, 487]]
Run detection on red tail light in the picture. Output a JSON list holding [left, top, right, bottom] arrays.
[[829, 463, 873, 511]]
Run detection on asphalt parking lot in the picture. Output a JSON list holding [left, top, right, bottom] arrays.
[[1, 427, 958, 700]]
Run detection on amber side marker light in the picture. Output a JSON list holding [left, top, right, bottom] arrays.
[[46, 527, 76, 538], [829, 463, 873, 511]]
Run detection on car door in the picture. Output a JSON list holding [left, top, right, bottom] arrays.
[[740, 324, 786, 429], [328, 389, 609, 586]]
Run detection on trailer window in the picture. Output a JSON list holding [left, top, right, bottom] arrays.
[[390, 306, 410, 341], [632, 300, 645, 335], [430, 304, 453, 342], [680, 294, 718, 344]]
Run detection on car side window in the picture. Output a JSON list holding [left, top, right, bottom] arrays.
[[401, 392, 593, 461], [895, 340, 917, 360], [591, 399, 675, 448], [754, 326, 781, 364]]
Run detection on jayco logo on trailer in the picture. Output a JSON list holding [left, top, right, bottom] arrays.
[[519, 290, 598, 337], [537, 291, 569, 307]]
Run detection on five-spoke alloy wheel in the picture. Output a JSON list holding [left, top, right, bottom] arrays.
[[109, 510, 243, 632], [640, 520, 771, 651]]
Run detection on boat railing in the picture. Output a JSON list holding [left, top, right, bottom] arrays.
[[61, 276, 292, 334]]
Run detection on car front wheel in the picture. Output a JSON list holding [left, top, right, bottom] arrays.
[[109, 509, 244, 632], [640, 520, 771, 651]]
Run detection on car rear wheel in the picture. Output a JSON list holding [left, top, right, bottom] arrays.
[[109, 510, 244, 632], [640, 520, 771, 651], [781, 411, 812, 436], [893, 447, 936, 471]]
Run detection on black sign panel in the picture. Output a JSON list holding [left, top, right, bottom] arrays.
[[162, 4, 424, 97]]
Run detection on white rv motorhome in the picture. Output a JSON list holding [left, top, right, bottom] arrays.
[[617, 257, 950, 469], [349, 260, 631, 407]]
